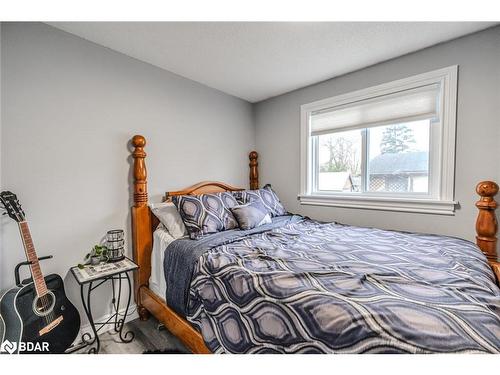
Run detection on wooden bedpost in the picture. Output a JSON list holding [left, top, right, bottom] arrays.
[[131, 135, 152, 320], [132, 135, 148, 207], [476, 181, 500, 285], [249, 151, 259, 190], [475, 181, 498, 262]]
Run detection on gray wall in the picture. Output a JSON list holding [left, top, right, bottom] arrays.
[[255, 26, 500, 241], [0, 23, 254, 323], [1, 22, 499, 331]]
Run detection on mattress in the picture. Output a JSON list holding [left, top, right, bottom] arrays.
[[149, 224, 176, 300]]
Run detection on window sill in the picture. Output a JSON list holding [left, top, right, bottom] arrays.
[[298, 194, 457, 215]]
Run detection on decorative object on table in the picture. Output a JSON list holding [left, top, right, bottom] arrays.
[[78, 245, 109, 268], [0, 191, 81, 354], [70, 257, 139, 354], [106, 229, 125, 262]]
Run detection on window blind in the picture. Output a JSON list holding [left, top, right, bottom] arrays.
[[310, 83, 440, 136]]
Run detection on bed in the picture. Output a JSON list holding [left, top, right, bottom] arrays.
[[130, 135, 500, 353]]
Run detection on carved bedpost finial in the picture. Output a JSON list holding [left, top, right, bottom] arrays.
[[132, 135, 148, 207], [249, 151, 259, 190], [476, 181, 498, 261]]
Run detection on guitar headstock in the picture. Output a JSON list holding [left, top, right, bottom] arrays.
[[0, 191, 26, 222]]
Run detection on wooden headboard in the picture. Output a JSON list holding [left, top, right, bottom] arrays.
[[164, 181, 245, 202], [130, 135, 500, 316]]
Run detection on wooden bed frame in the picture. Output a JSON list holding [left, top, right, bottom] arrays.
[[130, 134, 500, 354]]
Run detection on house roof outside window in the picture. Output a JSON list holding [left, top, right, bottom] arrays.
[[369, 151, 428, 175]]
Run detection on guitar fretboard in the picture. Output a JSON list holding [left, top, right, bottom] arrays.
[[19, 221, 48, 297]]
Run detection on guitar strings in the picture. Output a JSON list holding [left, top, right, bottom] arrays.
[[19, 217, 49, 326], [40, 284, 56, 325], [11, 201, 56, 328], [40, 288, 50, 326]]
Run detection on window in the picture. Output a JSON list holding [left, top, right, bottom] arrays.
[[300, 66, 458, 215]]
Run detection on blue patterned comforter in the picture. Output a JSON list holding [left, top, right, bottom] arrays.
[[182, 216, 500, 353]]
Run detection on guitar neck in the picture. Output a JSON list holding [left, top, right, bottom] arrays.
[[18, 221, 48, 296]]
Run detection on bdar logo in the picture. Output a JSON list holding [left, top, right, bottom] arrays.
[[0, 339, 17, 354], [0, 339, 49, 353]]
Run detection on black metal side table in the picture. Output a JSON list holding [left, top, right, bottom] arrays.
[[69, 257, 139, 354]]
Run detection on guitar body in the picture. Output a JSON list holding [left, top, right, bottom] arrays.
[[0, 274, 80, 354]]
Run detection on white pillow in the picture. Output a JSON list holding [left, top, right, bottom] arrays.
[[150, 202, 187, 239]]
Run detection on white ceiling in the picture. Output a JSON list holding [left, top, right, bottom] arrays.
[[48, 22, 496, 103]]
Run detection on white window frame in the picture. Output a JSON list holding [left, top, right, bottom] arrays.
[[299, 66, 458, 215]]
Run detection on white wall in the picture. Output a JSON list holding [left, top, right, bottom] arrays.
[[0, 23, 254, 323], [255, 26, 500, 241]]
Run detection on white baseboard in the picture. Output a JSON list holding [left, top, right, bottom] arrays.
[[75, 304, 138, 345]]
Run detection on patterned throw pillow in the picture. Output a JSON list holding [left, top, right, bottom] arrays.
[[172, 192, 239, 239], [230, 201, 272, 230], [234, 184, 287, 217]]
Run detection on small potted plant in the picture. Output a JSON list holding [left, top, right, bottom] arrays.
[[78, 245, 109, 268]]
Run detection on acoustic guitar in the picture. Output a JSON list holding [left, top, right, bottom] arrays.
[[0, 191, 80, 354]]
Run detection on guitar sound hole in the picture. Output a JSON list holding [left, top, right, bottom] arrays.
[[32, 291, 56, 317]]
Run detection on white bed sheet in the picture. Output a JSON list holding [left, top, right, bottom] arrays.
[[149, 224, 176, 300]]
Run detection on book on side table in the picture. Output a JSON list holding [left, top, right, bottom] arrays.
[[70, 257, 138, 284]]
